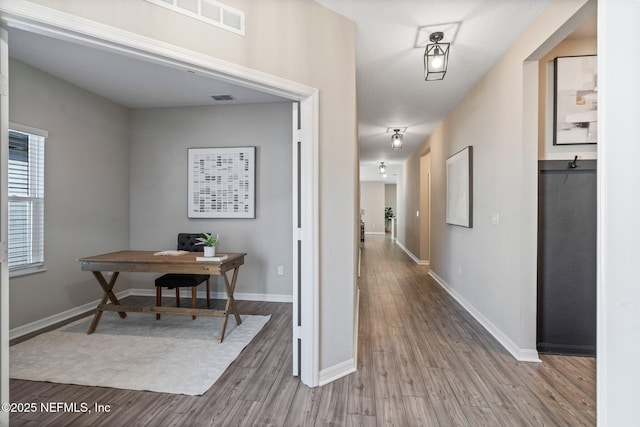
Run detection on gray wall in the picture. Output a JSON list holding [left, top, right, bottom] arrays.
[[360, 181, 385, 233], [128, 103, 293, 298], [8, 59, 131, 328], [8, 58, 292, 330], [384, 184, 396, 211], [396, 0, 591, 357]]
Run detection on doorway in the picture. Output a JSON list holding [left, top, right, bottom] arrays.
[[0, 6, 321, 404], [419, 151, 431, 263]]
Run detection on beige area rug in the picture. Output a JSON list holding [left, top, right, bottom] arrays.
[[10, 312, 271, 395]]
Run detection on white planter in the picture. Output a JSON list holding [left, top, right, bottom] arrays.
[[204, 246, 216, 257]]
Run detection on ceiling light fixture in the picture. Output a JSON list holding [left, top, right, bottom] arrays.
[[424, 31, 450, 81], [391, 129, 403, 150], [379, 162, 387, 174]]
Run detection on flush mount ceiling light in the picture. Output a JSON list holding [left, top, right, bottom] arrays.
[[424, 31, 450, 81], [391, 129, 403, 150], [379, 162, 387, 174]]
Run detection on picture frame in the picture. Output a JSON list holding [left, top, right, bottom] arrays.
[[553, 55, 597, 145], [446, 146, 473, 228], [187, 146, 256, 218]]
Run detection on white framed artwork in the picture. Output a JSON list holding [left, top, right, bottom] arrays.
[[553, 55, 597, 145], [188, 146, 255, 218]]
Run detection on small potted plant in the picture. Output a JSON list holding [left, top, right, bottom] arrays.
[[385, 207, 395, 232], [196, 233, 220, 257]]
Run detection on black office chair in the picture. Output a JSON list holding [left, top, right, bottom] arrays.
[[155, 233, 211, 320]]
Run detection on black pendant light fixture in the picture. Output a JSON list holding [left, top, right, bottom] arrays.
[[378, 162, 387, 174], [391, 129, 403, 150], [424, 31, 450, 81]]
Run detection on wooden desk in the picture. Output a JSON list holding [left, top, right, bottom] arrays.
[[78, 250, 246, 342]]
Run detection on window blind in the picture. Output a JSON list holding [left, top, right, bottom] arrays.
[[8, 129, 45, 272]]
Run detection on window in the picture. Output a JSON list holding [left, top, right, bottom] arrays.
[[8, 125, 46, 274], [145, 0, 245, 35]]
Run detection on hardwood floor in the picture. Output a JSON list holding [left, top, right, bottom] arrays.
[[9, 235, 596, 426]]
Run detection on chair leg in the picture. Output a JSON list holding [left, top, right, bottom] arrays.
[[192, 287, 197, 320], [206, 278, 211, 308], [156, 287, 161, 320], [175, 288, 180, 307]]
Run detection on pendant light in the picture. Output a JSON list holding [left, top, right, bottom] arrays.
[[424, 31, 450, 81], [391, 129, 403, 150]]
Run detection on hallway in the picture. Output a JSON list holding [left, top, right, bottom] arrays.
[[353, 234, 596, 425]]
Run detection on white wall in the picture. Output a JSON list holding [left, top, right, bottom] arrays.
[[8, 59, 130, 327], [128, 103, 292, 299], [360, 181, 385, 234], [598, 1, 640, 424]]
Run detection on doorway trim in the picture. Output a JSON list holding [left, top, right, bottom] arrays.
[[0, 0, 320, 388]]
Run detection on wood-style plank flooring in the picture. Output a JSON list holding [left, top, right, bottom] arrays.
[[9, 234, 595, 426]]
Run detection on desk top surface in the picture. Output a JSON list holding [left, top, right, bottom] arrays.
[[79, 250, 246, 274]]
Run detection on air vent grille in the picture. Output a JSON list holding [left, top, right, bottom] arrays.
[[145, 0, 245, 35], [211, 94, 235, 101]]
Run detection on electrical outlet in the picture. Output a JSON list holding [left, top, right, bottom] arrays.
[[277, 265, 284, 275]]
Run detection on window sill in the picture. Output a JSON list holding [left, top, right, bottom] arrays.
[[10, 266, 47, 278]]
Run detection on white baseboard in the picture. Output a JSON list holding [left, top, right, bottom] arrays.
[[318, 358, 356, 386], [10, 288, 292, 340], [395, 240, 430, 266], [353, 287, 360, 368], [9, 288, 135, 340], [133, 288, 293, 303], [428, 270, 540, 363]]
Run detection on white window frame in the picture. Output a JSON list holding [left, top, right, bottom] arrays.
[[8, 123, 47, 277]]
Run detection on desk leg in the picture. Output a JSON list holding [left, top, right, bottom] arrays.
[[219, 266, 242, 342], [87, 271, 126, 334]]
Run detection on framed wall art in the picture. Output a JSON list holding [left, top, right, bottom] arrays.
[[553, 55, 597, 145], [446, 146, 473, 228], [188, 146, 256, 218]]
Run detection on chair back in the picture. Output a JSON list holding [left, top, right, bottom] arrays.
[[176, 233, 210, 252]]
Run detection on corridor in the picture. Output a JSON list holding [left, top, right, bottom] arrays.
[[350, 234, 596, 426]]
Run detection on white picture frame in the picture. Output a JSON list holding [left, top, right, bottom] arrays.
[[188, 146, 255, 218], [446, 146, 473, 228]]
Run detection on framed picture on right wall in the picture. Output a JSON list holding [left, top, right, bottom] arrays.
[[553, 55, 597, 145], [446, 146, 473, 228]]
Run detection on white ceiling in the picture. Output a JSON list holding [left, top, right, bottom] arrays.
[[7, 27, 288, 108], [314, 0, 552, 183], [7, 2, 595, 186]]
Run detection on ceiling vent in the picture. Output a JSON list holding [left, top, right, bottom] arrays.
[[211, 94, 235, 101]]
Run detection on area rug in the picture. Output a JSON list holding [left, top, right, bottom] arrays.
[[10, 312, 271, 395]]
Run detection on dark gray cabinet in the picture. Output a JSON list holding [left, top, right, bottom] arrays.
[[537, 160, 596, 356]]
